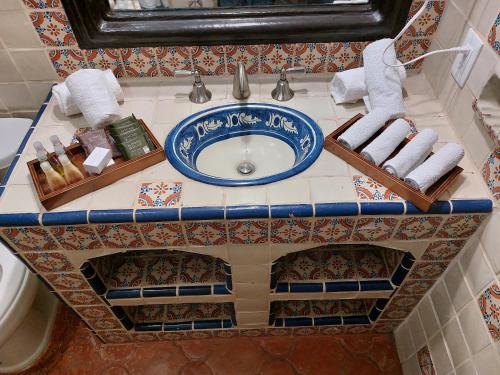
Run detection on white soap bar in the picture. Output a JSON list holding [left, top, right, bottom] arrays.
[[83, 147, 112, 175]]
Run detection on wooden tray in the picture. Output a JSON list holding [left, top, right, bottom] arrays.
[[28, 119, 166, 211], [324, 114, 463, 212]]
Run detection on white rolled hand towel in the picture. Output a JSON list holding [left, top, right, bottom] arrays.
[[383, 128, 438, 178], [338, 108, 392, 150], [404, 143, 464, 193], [360, 119, 411, 166], [330, 63, 407, 104], [65, 69, 122, 129], [364, 39, 405, 119], [53, 69, 124, 116]]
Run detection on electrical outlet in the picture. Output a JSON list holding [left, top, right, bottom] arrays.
[[451, 28, 483, 88]]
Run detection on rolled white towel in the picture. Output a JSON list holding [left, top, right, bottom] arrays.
[[338, 107, 392, 150], [383, 128, 438, 179], [364, 39, 405, 119], [360, 119, 411, 166], [52, 69, 124, 116], [65, 69, 122, 129], [404, 143, 464, 193], [329, 63, 407, 104]]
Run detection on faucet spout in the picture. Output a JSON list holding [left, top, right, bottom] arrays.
[[233, 62, 250, 100]]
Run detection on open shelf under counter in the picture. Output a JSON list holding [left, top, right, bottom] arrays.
[[271, 245, 415, 300], [81, 249, 233, 306]]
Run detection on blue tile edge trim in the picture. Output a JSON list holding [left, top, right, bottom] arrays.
[[181, 206, 225, 221], [451, 199, 493, 214], [405, 201, 451, 215], [0, 213, 40, 227], [226, 205, 269, 220], [0, 155, 20, 186], [360, 202, 405, 215], [89, 210, 134, 223], [135, 208, 179, 222], [42, 211, 88, 226], [314, 202, 359, 217], [271, 204, 313, 218]]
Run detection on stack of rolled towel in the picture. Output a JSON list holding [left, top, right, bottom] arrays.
[[52, 69, 123, 129]]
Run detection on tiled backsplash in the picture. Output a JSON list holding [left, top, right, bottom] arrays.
[[397, 0, 500, 374], [0, 0, 446, 115]]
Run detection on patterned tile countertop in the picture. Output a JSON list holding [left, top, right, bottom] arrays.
[[0, 72, 493, 217]]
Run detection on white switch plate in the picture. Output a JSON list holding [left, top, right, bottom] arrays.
[[451, 28, 483, 88]]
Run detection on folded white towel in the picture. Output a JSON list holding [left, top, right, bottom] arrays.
[[330, 63, 407, 104], [383, 128, 438, 178], [360, 119, 411, 166], [338, 107, 392, 150], [363, 39, 405, 119], [65, 69, 122, 129], [404, 143, 464, 193], [53, 69, 124, 116]]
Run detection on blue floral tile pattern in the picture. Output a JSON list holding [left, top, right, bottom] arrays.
[[353, 175, 401, 201], [478, 283, 500, 343], [1, 227, 59, 252], [75, 305, 114, 320], [408, 261, 449, 280], [23, 252, 74, 273], [227, 220, 269, 244], [44, 272, 88, 290], [95, 224, 145, 249], [85, 49, 125, 78], [380, 296, 420, 320], [283, 252, 322, 281], [109, 257, 146, 288], [270, 219, 312, 244], [311, 217, 355, 243], [120, 48, 159, 78], [488, 12, 500, 55], [136, 182, 182, 208], [435, 215, 488, 239], [354, 250, 388, 279], [136, 304, 165, 323], [417, 345, 436, 375], [352, 218, 399, 242], [29, 10, 76, 47], [145, 255, 179, 286], [393, 216, 443, 240], [397, 279, 435, 295], [87, 319, 122, 330], [139, 223, 187, 247], [322, 251, 355, 280], [183, 222, 227, 246], [60, 290, 102, 306], [179, 254, 215, 283], [421, 240, 466, 261], [405, 0, 446, 37], [49, 225, 102, 251], [481, 148, 500, 201]]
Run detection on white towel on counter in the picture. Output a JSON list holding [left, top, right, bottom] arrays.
[[65, 69, 122, 129], [53, 69, 124, 116], [330, 63, 407, 104], [404, 143, 464, 193], [383, 128, 438, 179], [363, 39, 405, 119], [338, 107, 392, 150], [360, 119, 411, 166]]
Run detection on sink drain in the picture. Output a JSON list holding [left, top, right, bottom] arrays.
[[237, 161, 256, 176]]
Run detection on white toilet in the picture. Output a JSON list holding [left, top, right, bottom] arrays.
[[0, 118, 59, 373]]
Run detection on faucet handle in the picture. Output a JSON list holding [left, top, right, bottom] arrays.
[[174, 69, 195, 77], [285, 66, 306, 74], [174, 69, 211, 104], [272, 66, 305, 102]]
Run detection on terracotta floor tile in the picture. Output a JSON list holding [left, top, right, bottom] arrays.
[[9, 307, 403, 375]]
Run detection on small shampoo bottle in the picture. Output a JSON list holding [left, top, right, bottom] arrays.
[[50, 135, 85, 184], [36, 150, 67, 192]]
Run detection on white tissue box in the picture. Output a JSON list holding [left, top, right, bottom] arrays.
[[83, 147, 113, 174]]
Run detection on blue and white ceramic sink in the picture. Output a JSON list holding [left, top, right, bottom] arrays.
[[165, 103, 324, 186]]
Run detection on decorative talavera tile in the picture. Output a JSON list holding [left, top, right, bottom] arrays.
[[393, 216, 443, 240], [322, 251, 355, 280], [311, 217, 355, 243], [421, 240, 466, 261], [84, 49, 125, 78], [481, 148, 500, 201], [417, 346, 436, 375], [344, 325, 372, 334], [48, 225, 102, 251], [1, 227, 59, 252], [23, 0, 62, 8], [87, 319, 122, 331], [139, 223, 187, 247], [121, 48, 159, 77], [44, 273, 88, 290], [183, 221, 227, 246], [380, 295, 421, 320], [408, 261, 449, 280], [227, 220, 268, 244], [136, 182, 182, 208], [240, 329, 268, 337], [270, 219, 312, 244], [190, 46, 226, 75], [97, 331, 131, 344], [48, 48, 87, 78], [397, 279, 435, 295], [144, 255, 179, 286], [23, 252, 74, 273], [75, 305, 114, 320], [353, 175, 401, 201], [95, 224, 145, 249], [156, 46, 192, 76], [352, 217, 399, 242], [372, 320, 403, 333], [326, 42, 366, 73], [478, 283, 500, 342], [488, 12, 500, 55], [109, 256, 146, 288], [281, 252, 322, 281], [384, 248, 405, 273], [282, 301, 312, 317], [293, 43, 328, 73], [184, 331, 214, 339], [395, 38, 432, 70], [166, 304, 193, 321], [136, 304, 165, 322], [259, 44, 295, 74], [225, 45, 260, 75], [130, 333, 159, 342], [435, 214, 488, 239], [179, 254, 215, 283], [30, 11, 76, 46], [61, 290, 102, 306], [354, 249, 388, 279], [405, 0, 446, 38]]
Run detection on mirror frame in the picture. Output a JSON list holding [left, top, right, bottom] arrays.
[[61, 0, 413, 49]]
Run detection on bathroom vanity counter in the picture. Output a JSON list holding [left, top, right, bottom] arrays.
[[0, 73, 494, 343]]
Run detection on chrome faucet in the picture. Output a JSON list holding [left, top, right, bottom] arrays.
[[174, 69, 212, 104], [232, 62, 250, 100], [271, 66, 306, 101]]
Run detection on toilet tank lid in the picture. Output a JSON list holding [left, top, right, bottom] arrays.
[[0, 118, 33, 170]]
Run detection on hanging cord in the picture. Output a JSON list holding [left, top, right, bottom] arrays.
[[382, 0, 471, 68]]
